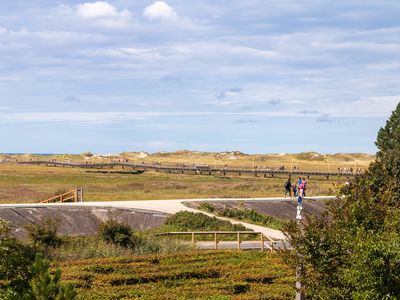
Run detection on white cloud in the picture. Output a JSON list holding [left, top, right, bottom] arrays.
[[0, 26, 8, 35], [75, 1, 132, 27], [143, 1, 178, 20]]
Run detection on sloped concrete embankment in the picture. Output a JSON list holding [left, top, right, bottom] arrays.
[[0, 206, 168, 240], [185, 199, 327, 221]]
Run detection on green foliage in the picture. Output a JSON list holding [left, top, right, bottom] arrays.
[[22, 253, 77, 300], [376, 102, 400, 155], [197, 202, 216, 213], [196, 203, 284, 230], [98, 220, 134, 248], [284, 102, 400, 299], [219, 208, 284, 230], [25, 218, 62, 248], [58, 251, 294, 299], [0, 219, 35, 296], [165, 211, 247, 231]]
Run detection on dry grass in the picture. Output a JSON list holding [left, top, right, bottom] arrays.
[[0, 150, 371, 204], [1, 151, 373, 171], [0, 163, 345, 204]]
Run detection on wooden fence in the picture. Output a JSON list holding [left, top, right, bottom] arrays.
[[19, 160, 360, 179], [40, 187, 83, 203], [155, 231, 278, 251]]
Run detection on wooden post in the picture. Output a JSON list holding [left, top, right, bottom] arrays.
[[192, 232, 195, 248], [260, 234, 264, 252], [80, 187, 83, 203], [215, 233, 218, 250], [237, 233, 241, 250]]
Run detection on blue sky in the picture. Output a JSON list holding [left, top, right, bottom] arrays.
[[0, 1, 399, 154]]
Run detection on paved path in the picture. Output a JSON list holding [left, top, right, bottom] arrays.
[[0, 196, 334, 241]]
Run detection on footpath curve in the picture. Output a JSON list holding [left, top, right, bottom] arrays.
[[0, 196, 335, 241]]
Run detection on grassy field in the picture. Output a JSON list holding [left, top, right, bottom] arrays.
[[0, 151, 373, 203], [58, 250, 294, 300], [1, 151, 373, 171], [0, 163, 344, 204]]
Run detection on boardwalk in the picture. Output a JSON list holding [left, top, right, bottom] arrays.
[[18, 160, 357, 179]]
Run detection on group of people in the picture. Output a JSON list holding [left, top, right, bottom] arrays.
[[284, 176, 307, 198]]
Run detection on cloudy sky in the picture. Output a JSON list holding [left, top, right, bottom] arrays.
[[0, 1, 399, 154]]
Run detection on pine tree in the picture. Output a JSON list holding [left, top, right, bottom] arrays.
[[22, 253, 77, 300]]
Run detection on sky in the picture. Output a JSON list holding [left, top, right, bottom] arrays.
[[0, 1, 399, 154]]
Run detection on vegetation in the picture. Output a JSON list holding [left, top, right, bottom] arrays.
[[98, 220, 135, 248], [197, 202, 285, 230], [0, 220, 75, 300], [26, 218, 62, 248], [24, 253, 77, 300], [1, 210, 295, 299], [284, 103, 400, 298], [0, 220, 35, 298], [59, 251, 294, 299], [0, 151, 370, 203], [164, 211, 247, 232]]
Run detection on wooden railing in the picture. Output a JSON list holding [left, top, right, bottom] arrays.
[[155, 231, 277, 251], [41, 187, 83, 203], [18, 160, 361, 179]]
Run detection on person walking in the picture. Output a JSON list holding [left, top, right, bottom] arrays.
[[302, 178, 307, 197], [284, 176, 292, 198], [292, 183, 298, 197], [297, 176, 302, 187]]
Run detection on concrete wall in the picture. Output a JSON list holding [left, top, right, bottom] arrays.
[[0, 206, 168, 239]]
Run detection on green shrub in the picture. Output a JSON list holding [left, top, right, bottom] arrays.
[[284, 103, 400, 298], [25, 218, 62, 248], [197, 202, 215, 213], [98, 220, 133, 248], [0, 220, 36, 297], [165, 211, 246, 231], [24, 253, 77, 300], [195, 204, 284, 230]]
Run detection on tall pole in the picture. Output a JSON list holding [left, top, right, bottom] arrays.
[[296, 194, 305, 300]]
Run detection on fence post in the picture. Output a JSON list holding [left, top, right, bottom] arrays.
[[215, 233, 218, 250], [75, 188, 78, 202], [80, 187, 83, 202], [260, 234, 264, 252], [192, 232, 195, 248], [237, 233, 241, 250]]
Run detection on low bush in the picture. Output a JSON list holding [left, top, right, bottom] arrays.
[[25, 218, 62, 248], [197, 202, 215, 212], [195, 203, 285, 230], [219, 208, 283, 229], [98, 220, 134, 248], [0, 220, 76, 299], [58, 251, 295, 299], [165, 211, 247, 231]]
